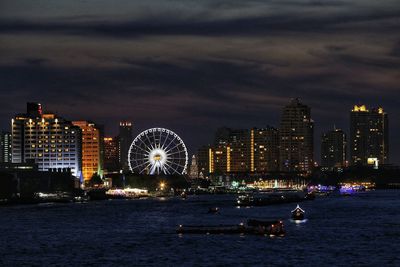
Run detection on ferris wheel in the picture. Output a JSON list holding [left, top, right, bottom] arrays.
[[128, 128, 188, 175]]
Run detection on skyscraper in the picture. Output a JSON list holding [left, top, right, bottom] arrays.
[[209, 144, 229, 174], [103, 137, 119, 173], [228, 129, 250, 173], [350, 105, 388, 166], [197, 145, 210, 177], [251, 127, 280, 173], [213, 128, 250, 173], [321, 128, 347, 170], [72, 121, 103, 181], [279, 98, 314, 173], [119, 121, 133, 170], [0, 131, 12, 163], [214, 127, 231, 146], [12, 103, 82, 177]]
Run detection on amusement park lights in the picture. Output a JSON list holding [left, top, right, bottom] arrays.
[[128, 128, 188, 175]]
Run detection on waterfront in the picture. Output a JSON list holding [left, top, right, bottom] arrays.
[[1, 190, 399, 266]]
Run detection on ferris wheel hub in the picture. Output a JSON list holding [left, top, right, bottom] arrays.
[[149, 148, 167, 166]]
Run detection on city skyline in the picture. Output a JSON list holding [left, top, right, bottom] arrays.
[[1, 2, 399, 266], [0, 100, 396, 165], [0, 1, 399, 164]]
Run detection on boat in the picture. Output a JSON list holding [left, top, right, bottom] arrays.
[[291, 204, 305, 220], [237, 190, 309, 206], [339, 184, 366, 195], [208, 207, 219, 214], [35, 192, 74, 203], [177, 219, 284, 236], [181, 192, 187, 199]]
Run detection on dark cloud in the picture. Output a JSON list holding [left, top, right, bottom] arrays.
[[0, 11, 399, 38], [325, 45, 348, 52], [390, 41, 400, 57], [0, 0, 399, 163], [24, 58, 49, 66]]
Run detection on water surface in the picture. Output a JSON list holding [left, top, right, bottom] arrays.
[[1, 190, 399, 266]]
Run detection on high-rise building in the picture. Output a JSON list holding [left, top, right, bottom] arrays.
[[12, 103, 82, 177], [119, 121, 133, 170], [103, 137, 119, 173], [251, 127, 280, 173], [72, 121, 103, 181], [228, 129, 250, 173], [212, 128, 250, 174], [202, 127, 281, 176], [279, 98, 314, 173], [214, 127, 231, 146], [321, 128, 347, 170], [350, 105, 388, 166], [0, 131, 12, 163], [197, 145, 210, 177], [209, 144, 229, 174]]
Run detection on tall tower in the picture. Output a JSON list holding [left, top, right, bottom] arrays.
[[350, 105, 388, 166], [321, 128, 347, 170], [119, 121, 133, 170], [72, 121, 103, 181], [279, 98, 314, 173]]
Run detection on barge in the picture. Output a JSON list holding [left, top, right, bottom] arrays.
[[237, 191, 314, 206], [177, 219, 285, 236]]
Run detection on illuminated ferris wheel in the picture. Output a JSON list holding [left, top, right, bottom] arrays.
[[128, 128, 188, 175]]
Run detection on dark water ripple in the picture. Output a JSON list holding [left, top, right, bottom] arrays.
[[1, 190, 400, 266]]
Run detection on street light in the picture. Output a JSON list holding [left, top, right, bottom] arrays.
[[159, 182, 166, 190]]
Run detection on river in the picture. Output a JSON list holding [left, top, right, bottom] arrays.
[[1, 190, 399, 266]]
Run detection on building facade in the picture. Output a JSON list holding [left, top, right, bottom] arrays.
[[321, 128, 347, 170], [103, 136, 119, 173], [350, 105, 389, 166], [0, 131, 12, 163], [197, 145, 210, 178], [199, 127, 280, 176], [228, 129, 250, 173], [279, 98, 314, 173], [251, 127, 280, 173], [209, 144, 230, 174], [119, 121, 133, 170], [11, 103, 82, 178], [72, 121, 103, 181]]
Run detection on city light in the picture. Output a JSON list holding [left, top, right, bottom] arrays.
[[159, 182, 166, 190], [0, 1, 399, 264]]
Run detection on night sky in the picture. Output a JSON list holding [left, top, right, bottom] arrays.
[[1, 0, 399, 164]]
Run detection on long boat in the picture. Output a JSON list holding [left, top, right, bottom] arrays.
[[177, 220, 285, 236], [236, 190, 314, 206]]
